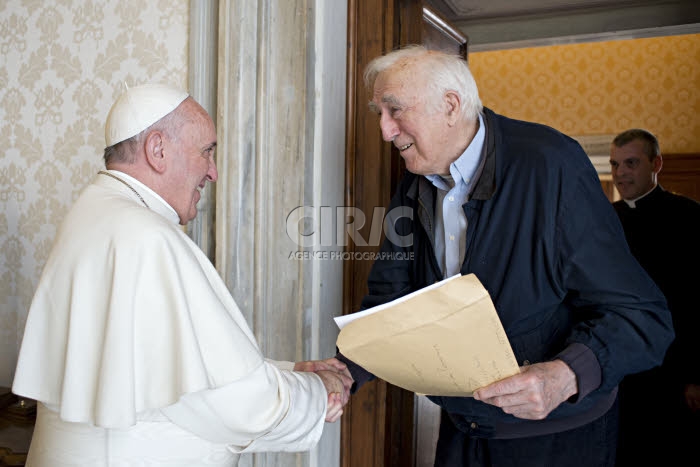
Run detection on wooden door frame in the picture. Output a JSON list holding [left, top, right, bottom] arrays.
[[341, 1, 469, 465], [341, 1, 420, 466]]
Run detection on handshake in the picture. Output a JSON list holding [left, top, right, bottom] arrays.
[[294, 358, 353, 423]]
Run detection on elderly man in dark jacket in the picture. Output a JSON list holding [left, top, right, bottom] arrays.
[[338, 45, 673, 467]]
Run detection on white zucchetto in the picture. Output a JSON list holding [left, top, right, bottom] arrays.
[[105, 83, 189, 147]]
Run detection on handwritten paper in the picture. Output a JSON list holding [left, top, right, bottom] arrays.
[[336, 274, 520, 396]]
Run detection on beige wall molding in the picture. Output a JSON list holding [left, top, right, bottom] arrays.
[[216, 1, 347, 466], [571, 134, 617, 174]]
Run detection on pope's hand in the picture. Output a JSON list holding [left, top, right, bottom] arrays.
[[316, 370, 351, 422], [473, 359, 578, 420], [324, 392, 344, 423], [294, 358, 353, 403], [295, 357, 354, 421]]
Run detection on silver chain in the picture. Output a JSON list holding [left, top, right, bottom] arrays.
[[98, 171, 150, 209]]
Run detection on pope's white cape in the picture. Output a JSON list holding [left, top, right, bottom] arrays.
[[12, 171, 326, 456]]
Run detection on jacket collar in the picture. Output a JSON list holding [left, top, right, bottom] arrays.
[[406, 107, 498, 203], [470, 108, 497, 201]]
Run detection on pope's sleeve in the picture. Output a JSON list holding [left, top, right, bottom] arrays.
[[160, 361, 327, 453]]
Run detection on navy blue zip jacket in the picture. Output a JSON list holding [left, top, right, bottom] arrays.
[[339, 108, 674, 438]]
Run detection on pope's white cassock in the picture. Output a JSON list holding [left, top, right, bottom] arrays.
[[12, 170, 327, 466]]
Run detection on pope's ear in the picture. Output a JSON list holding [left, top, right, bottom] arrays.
[[144, 131, 167, 173]]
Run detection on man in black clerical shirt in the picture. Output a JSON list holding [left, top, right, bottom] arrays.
[[610, 128, 700, 467]]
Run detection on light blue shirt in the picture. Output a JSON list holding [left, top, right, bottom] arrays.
[[425, 113, 485, 277]]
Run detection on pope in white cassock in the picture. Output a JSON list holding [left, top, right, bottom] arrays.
[[12, 84, 352, 466]]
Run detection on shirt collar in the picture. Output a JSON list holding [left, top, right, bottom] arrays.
[[426, 113, 485, 191]]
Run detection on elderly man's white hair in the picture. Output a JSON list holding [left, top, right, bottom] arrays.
[[363, 45, 483, 122]]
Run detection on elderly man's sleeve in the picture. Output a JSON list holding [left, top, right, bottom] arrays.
[[555, 160, 674, 395]]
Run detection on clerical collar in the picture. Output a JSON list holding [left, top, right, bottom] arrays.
[[623, 184, 657, 208], [100, 170, 179, 223]]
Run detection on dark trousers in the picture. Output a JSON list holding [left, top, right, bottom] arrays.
[[434, 401, 618, 467]]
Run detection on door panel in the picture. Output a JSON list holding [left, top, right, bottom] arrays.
[[659, 153, 700, 202], [342, 2, 468, 466]]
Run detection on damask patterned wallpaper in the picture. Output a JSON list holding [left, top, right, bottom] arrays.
[[0, 0, 188, 386], [469, 34, 700, 154]]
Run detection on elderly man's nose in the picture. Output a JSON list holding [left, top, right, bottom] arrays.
[[380, 115, 399, 142]]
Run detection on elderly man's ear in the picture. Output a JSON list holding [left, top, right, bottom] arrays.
[[444, 91, 461, 127], [144, 131, 167, 173]]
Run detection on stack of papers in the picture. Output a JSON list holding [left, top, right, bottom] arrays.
[[335, 274, 520, 396]]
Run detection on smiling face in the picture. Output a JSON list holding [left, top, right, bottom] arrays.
[[162, 99, 218, 224], [609, 139, 661, 200], [369, 62, 458, 176]]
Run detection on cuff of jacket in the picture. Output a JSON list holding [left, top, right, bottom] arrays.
[[336, 352, 375, 394], [555, 342, 601, 402]]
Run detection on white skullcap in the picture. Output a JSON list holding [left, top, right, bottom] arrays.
[[104, 83, 189, 147]]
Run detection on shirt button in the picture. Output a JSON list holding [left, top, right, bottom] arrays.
[[448, 196, 454, 202], [449, 235, 455, 241], [470, 422, 478, 429]]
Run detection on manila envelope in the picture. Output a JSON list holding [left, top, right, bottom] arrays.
[[336, 274, 520, 396]]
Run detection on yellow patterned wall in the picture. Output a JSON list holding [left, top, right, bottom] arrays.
[[469, 34, 700, 154]]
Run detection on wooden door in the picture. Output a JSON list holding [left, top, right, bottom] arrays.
[[342, 2, 468, 466], [659, 153, 700, 202]]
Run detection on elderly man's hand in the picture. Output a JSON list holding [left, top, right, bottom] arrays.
[[294, 357, 349, 375], [294, 358, 353, 402], [473, 359, 578, 420], [295, 357, 354, 420]]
